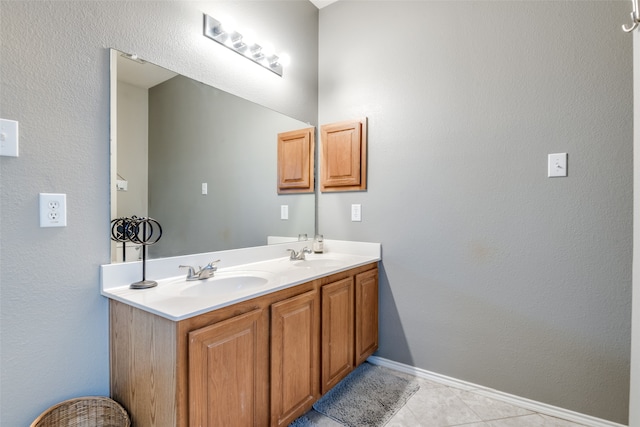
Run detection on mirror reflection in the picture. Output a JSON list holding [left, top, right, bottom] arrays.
[[110, 49, 315, 262]]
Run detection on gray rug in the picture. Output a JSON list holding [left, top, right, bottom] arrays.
[[289, 414, 316, 427], [311, 362, 420, 427]]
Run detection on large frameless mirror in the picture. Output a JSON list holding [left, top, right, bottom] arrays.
[[110, 49, 315, 262]]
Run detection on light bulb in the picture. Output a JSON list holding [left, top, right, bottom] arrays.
[[242, 29, 256, 47], [279, 53, 291, 67], [221, 17, 237, 34], [261, 42, 274, 57]]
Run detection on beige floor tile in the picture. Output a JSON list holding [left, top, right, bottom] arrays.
[[404, 386, 483, 426], [385, 404, 425, 427], [450, 423, 490, 427], [484, 413, 587, 427], [448, 388, 534, 421]]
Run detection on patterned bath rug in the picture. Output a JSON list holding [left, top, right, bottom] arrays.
[[312, 362, 420, 427], [289, 414, 316, 427]]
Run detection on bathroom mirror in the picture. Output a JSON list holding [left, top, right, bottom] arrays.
[[110, 49, 315, 262]]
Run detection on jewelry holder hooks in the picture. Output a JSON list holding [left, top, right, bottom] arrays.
[[110, 216, 163, 289], [111, 217, 134, 262], [623, 0, 640, 32]]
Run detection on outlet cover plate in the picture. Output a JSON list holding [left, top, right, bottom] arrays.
[[40, 193, 67, 227]]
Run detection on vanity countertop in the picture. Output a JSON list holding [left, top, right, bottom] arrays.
[[101, 240, 380, 321]]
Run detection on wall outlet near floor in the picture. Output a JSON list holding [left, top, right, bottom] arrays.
[[40, 193, 67, 227]]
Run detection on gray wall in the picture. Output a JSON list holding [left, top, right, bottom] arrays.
[[318, 1, 632, 423], [0, 2, 318, 425]]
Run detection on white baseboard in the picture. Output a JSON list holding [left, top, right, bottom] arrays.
[[367, 356, 627, 427]]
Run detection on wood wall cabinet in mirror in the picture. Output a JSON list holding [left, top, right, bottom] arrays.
[[320, 118, 367, 192], [277, 127, 315, 194]]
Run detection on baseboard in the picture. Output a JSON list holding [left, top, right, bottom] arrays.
[[367, 356, 627, 427]]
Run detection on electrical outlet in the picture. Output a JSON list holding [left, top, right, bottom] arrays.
[[40, 193, 67, 227]]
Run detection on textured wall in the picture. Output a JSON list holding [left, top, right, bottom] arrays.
[[0, 2, 318, 425], [318, 1, 632, 423]]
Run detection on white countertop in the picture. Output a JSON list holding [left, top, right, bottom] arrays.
[[101, 239, 380, 321]]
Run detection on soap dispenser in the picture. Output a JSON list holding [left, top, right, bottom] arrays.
[[313, 234, 324, 253]]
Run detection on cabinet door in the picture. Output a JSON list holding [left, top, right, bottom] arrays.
[[355, 269, 379, 366], [321, 277, 354, 394], [188, 308, 266, 427], [270, 290, 320, 427], [277, 127, 315, 194], [320, 118, 367, 192]]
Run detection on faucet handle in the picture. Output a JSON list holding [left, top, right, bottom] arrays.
[[179, 265, 198, 280], [204, 259, 220, 270], [287, 248, 311, 260]]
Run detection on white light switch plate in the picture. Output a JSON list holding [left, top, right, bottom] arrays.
[[548, 153, 568, 177], [351, 204, 362, 222], [0, 119, 19, 157], [281, 205, 289, 220]]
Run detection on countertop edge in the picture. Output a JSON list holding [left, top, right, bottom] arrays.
[[102, 250, 380, 321]]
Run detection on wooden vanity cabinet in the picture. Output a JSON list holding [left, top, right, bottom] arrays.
[[355, 268, 379, 365], [319, 266, 379, 394], [109, 263, 377, 427], [188, 308, 267, 427], [320, 277, 354, 394], [270, 290, 320, 427]]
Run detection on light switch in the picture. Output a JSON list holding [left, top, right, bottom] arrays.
[[116, 180, 128, 191], [351, 204, 362, 222], [281, 205, 289, 220], [201, 183, 208, 195], [548, 153, 568, 178], [0, 119, 19, 157]]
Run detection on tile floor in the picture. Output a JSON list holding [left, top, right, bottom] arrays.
[[294, 366, 586, 427]]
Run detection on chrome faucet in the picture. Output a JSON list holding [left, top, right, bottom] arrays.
[[179, 260, 220, 280], [287, 248, 312, 261]]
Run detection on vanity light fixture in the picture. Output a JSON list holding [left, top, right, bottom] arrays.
[[203, 13, 289, 76], [120, 52, 146, 64]]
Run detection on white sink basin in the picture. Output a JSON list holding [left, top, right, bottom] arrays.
[[179, 276, 269, 297], [158, 271, 272, 298]]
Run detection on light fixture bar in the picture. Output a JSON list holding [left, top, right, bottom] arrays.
[[203, 13, 284, 77]]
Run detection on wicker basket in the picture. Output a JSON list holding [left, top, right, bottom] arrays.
[[30, 396, 130, 427]]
